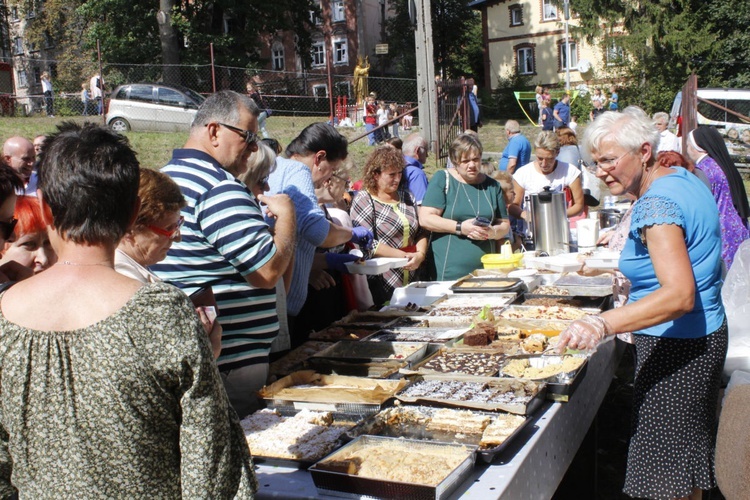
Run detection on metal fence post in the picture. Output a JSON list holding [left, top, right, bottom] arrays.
[[210, 43, 216, 93]]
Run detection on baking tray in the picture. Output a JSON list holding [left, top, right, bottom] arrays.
[[260, 370, 407, 414], [309, 435, 476, 500], [391, 315, 475, 329], [306, 341, 428, 379], [309, 323, 388, 341], [361, 327, 469, 344], [498, 354, 588, 402], [405, 347, 505, 377], [426, 293, 517, 317], [552, 274, 614, 297], [515, 293, 609, 311], [394, 374, 545, 415], [269, 340, 335, 379], [335, 310, 426, 326], [241, 408, 362, 469], [343, 405, 533, 463], [499, 304, 598, 321], [449, 275, 523, 293]]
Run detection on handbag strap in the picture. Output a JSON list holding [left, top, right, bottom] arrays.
[[366, 191, 379, 241]]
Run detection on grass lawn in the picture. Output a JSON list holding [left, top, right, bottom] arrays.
[[0, 114, 536, 180]]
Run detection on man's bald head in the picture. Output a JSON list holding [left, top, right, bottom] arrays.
[[3, 136, 35, 184]]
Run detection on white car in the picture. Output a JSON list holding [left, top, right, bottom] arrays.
[[106, 83, 205, 132]]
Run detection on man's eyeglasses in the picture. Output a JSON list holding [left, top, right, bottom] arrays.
[[0, 217, 17, 241], [148, 216, 184, 240], [591, 152, 631, 172], [211, 123, 258, 146]]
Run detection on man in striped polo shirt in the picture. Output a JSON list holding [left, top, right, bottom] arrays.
[[152, 90, 296, 418]]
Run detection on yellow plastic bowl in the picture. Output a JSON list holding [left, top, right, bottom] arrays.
[[481, 253, 524, 270]]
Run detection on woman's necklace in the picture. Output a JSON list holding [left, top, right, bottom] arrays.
[[61, 260, 112, 268], [459, 178, 493, 219]]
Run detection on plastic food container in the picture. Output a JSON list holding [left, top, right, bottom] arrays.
[[345, 257, 409, 275], [585, 251, 621, 270], [480, 252, 524, 270]]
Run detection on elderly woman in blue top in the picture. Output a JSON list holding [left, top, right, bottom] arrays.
[[267, 123, 372, 347], [557, 108, 727, 500]]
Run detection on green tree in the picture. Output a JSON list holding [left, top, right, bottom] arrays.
[[384, 0, 484, 80], [18, 0, 318, 92], [570, 0, 716, 112]]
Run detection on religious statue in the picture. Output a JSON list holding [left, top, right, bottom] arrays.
[[353, 56, 370, 105]]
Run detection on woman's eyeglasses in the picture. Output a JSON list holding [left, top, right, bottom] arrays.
[[0, 217, 17, 240], [148, 216, 184, 240], [210, 122, 258, 146], [591, 152, 631, 172], [331, 173, 351, 187]]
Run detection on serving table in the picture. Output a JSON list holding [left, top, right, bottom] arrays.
[[254, 338, 623, 499]]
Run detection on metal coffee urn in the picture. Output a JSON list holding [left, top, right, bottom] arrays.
[[529, 186, 569, 256]]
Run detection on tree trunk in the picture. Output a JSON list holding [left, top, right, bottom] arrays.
[[157, 0, 181, 85]]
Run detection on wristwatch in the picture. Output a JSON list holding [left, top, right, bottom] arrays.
[[455, 221, 462, 235]]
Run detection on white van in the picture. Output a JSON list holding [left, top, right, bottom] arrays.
[[670, 88, 750, 144]]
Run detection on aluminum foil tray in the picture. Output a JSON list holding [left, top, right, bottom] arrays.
[[394, 374, 545, 415], [309, 435, 476, 500], [344, 405, 533, 464], [361, 327, 468, 344], [498, 354, 589, 402]]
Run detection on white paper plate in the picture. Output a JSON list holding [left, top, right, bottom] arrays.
[[345, 257, 409, 275]]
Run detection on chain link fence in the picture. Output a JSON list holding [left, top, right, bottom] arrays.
[[3, 61, 419, 129]]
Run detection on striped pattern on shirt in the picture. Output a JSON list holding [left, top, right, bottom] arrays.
[[151, 149, 279, 370]]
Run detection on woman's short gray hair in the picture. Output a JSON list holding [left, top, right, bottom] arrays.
[[584, 107, 659, 155], [534, 130, 560, 152], [241, 142, 276, 188]]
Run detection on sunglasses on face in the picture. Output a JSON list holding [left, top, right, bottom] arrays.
[[210, 122, 258, 146], [0, 217, 17, 241], [147, 216, 184, 240]]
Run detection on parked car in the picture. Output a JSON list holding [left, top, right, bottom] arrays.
[[105, 83, 205, 133]]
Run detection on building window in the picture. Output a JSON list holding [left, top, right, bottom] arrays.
[[311, 42, 326, 67], [509, 5, 523, 26], [558, 40, 578, 70], [18, 70, 27, 88], [272, 43, 285, 71], [606, 39, 624, 66], [309, 3, 322, 25], [313, 84, 328, 101], [28, 41, 38, 53], [13, 37, 23, 55], [333, 39, 348, 64], [11, 6, 19, 21], [33, 67, 41, 84], [334, 81, 351, 97], [542, 0, 557, 21], [515, 45, 535, 75], [332, 0, 345, 22], [44, 32, 55, 49]]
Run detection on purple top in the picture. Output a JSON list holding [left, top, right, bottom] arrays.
[[696, 155, 750, 270]]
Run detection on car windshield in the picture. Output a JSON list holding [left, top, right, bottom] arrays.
[[182, 88, 205, 104]]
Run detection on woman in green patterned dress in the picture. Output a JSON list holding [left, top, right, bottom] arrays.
[[0, 123, 256, 498], [419, 134, 511, 280]]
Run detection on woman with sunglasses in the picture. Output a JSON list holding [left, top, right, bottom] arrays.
[[115, 168, 222, 359], [0, 195, 56, 274], [556, 108, 726, 500], [0, 163, 32, 289]]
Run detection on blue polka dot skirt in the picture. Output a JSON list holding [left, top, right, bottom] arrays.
[[624, 320, 727, 499]]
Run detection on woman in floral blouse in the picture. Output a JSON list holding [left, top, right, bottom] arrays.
[[0, 123, 255, 498]]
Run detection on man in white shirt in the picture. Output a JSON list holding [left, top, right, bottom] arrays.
[[90, 74, 103, 115], [653, 112, 680, 152]]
